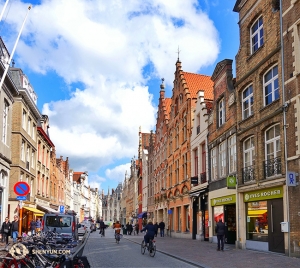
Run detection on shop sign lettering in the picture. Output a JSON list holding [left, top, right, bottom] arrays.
[[244, 186, 283, 202], [211, 194, 236, 206]]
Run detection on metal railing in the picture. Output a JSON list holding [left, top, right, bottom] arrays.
[[242, 165, 255, 183], [263, 156, 282, 178]]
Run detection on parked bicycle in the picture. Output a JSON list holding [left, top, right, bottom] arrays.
[[141, 238, 156, 257]]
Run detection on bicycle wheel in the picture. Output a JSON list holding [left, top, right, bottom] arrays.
[[149, 243, 156, 257], [141, 240, 146, 254]]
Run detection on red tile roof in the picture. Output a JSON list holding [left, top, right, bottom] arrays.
[[182, 72, 214, 100]]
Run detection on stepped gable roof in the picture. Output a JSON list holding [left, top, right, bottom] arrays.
[[182, 72, 214, 100]]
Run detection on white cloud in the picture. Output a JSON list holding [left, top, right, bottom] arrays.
[[105, 163, 131, 182], [2, 0, 220, 188]]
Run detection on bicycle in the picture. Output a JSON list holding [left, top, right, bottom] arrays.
[[114, 228, 122, 244], [141, 238, 156, 257]]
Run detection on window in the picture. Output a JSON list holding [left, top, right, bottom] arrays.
[[2, 101, 9, 144], [21, 140, 25, 161], [219, 141, 226, 177], [22, 110, 26, 129], [183, 115, 187, 141], [201, 143, 206, 174], [30, 179, 33, 197], [264, 65, 279, 106], [242, 85, 253, 119], [211, 148, 217, 181], [27, 117, 31, 136], [31, 150, 35, 168], [218, 98, 225, 126], [244, 137, 255, 167], [32, 123, 36, 141], [265, 125, 281, 177], [26, 146, 30, 170], [228, 135, 236, 173], [251, 16, 264, 53], [265, 125, 281, 160], [194, 148, 198, 176], [175, 160, 179, 184], [246, 201, 268, 241]]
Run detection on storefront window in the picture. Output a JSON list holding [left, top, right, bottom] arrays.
[[246, 201, 268, 242], [185, 205, 190, 231], [213, 206, 224, 235]]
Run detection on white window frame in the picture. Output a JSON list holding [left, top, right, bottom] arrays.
[[27, 117, 31, 137], [228, 135, 236, 173], [31, 150, 35, 168], [21, 140, 25, 161], [2, 101, 8, 144], [219, 141, 226, 177], [22, 110, 26, 130], [32, 123, 36, 141], [264, 65, 279, 106], [218, 98, 225, 126], [265, 124, 281, 160], [242, 85, 254, 119], [244, 136, 255, 168], [251, 16, 264, 54], [211, 148, 217, 181]]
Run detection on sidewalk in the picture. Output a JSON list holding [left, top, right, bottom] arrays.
[[123, 232, 300, 268]]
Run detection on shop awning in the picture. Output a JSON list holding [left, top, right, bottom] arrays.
[[138, 212, 147, 219], [189, 189, 206, 197], [37, 204, 58, 213], [23, 207, 45, 215]]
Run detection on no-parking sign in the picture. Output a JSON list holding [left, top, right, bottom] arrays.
[[14, 182, 30, 196]]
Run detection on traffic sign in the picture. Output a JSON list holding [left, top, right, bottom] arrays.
[[59, 205, 65, 213], [14, 182, 30, 196], [16, 196, 27, 201]]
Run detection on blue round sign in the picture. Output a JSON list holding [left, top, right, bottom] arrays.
[[14, 182, 30, 196]]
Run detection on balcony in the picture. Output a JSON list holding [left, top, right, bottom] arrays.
[[200, 172, 207, 183], [264, 157, 282, 178], [242, 165, 255, 183]]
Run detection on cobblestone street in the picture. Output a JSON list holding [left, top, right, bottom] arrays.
[[84, 228, 300, 268]]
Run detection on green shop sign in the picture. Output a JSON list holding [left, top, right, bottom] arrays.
[[211, 194, 236, 207], [244, 186, 283, 202], [227, 176, 236, 189]]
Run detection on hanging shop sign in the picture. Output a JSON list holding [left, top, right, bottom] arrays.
[[243, 186, 283, 202], [227, 176, 236, 189], [211, 194, 236, 207]]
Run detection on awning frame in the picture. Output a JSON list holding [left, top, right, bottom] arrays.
[[23, 207, 45, 215]]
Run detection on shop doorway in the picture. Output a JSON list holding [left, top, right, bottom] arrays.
[[224, 205, 236, 244], [267, 199, 284, 253]]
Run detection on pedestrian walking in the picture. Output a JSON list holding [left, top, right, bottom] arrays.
[[126, 222, 133, 235], [159, 220, 165, 237], [11, 215, 19, 243], [154, 222, 158, 237], [215, 218, 225, 251], [29, 219, 36, 236], [1, 217, 11, 245], [99, 218, 105, 237], [36, 218, 41, 234], [134, 223, 139, 235]]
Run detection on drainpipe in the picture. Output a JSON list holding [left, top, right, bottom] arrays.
[[279, 0, 290, 257]]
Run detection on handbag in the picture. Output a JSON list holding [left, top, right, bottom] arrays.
[[4, 228, 9, 233]]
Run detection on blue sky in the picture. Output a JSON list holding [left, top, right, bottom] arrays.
[[0, 0, 239, 194]]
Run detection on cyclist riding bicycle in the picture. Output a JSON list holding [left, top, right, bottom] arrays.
[[141, 221, 155, 247], [113, 221, 122, 238]]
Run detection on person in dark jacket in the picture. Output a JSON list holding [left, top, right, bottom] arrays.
[[141, 221, 155, 246], [215, 218, 225, 251], [11, 215, 19, 243], [99, 218, 105, 237], [29, 219, 36, 236], [158, 221, 165, 237], [154, 222, 158, 237], [1, 217, 11, 245]]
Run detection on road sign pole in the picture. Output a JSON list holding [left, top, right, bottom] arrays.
[[18, 201, 23, 237]]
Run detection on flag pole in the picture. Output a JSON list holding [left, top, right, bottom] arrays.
[[0, 5, 32, 92], [0, 0, 10, 24]]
